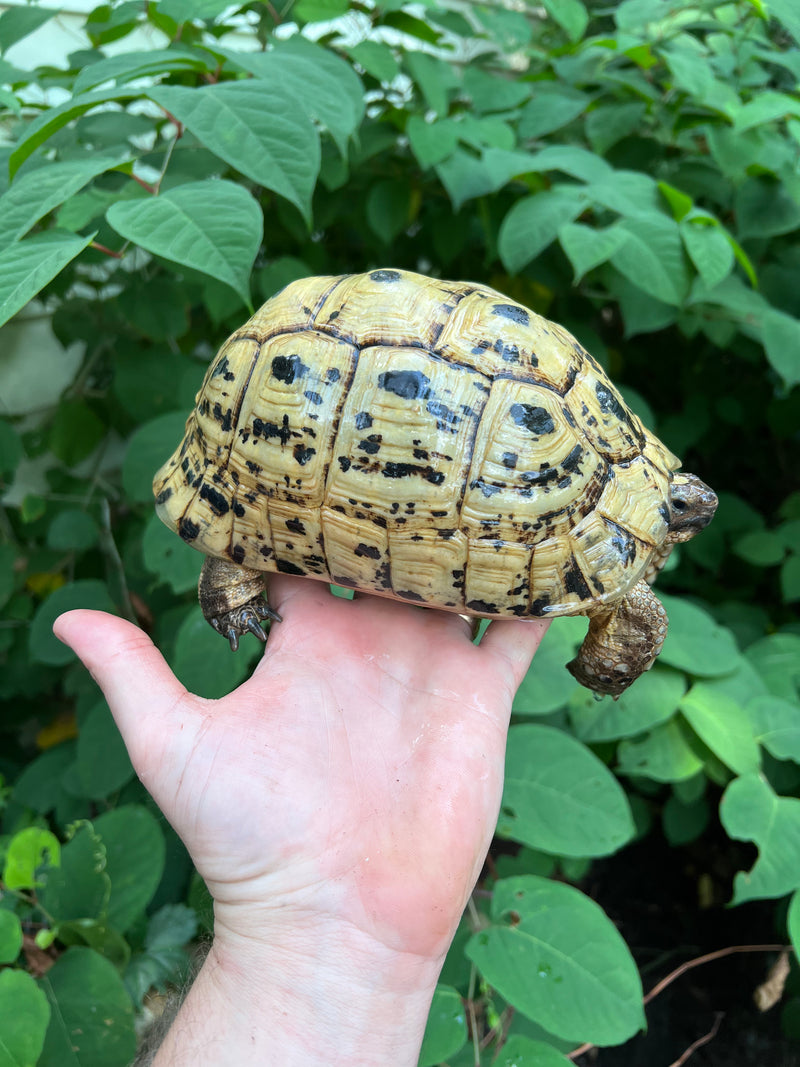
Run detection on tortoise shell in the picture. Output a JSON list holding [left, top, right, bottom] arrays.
[[153, 269, 681, 620]]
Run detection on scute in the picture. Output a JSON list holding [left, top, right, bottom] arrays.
[[154, 268, 679, 619]]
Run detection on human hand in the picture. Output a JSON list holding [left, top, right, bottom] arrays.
[[55, 577, 547, 1066]]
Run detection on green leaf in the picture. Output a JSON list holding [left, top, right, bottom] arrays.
[[98, 807, 166, 932], [404, 51, 454, 116], [159, 0, 234, 21], [518, 84, 589, 140], [499, 188, 587, 274], [46, 510, 99, 552], [0, 230, 94, 330], [526, 144, 613, 183], [0, 909, 23, 963], [38, 947, 135, 1067], [570, 667, 686, 742], [463, 67, 531, 114], [349, 40, 399, 83], [73, 49, 211, 95], [150, 82, 318, 224], [658, 594, 742, 678], [406, 115, 459, 169], [122, 411, 188, 504], [734, 529, 786, 567], [541, 0, 589, 41], [0, 156, 127, 246], [9, 87, 139, 178], [512, 617, 585, 716], [49, 399, 105, 467], [495, 1036, 573, 1066], [12, 744, 77, 816], [610, 215, 690, 306], [761, 311, 800, 387], [218, 41, 364, 157], [720, 774, 800, 903], [733, 91, 800, 132], [142, 512, 202, 594], [294, 0, 348, 20], [467, 876, 644, 1044], [788, 891, 800, 959], [658, 181, 693, 222], [735, 178, 800, 239], [782, 556, 800, 603], [748, 695, 800, 762], [680, 216, 734, 289], [0, 970, 50, 1067], [436, 148, 535, 211], [172, 606, 255, 698], [617, 718, 705, 782], [498, 724, 635, 857], [679, 683, 761, 775], [746, 633, 800, 701], [585, 102, 647, 154], [0, 5, 53, 52], [3, 827, 61, 890], [366, 179, 411, 244], [588, 170, 662, 217], [29, 580, 118, 667], [107, 180, 261, 307], [39, 822, 110, 926], [662, 793, 710, 846], [75, 703, 134, 800], [418, 985, 467, 1067], [559, 222, 628, 281]]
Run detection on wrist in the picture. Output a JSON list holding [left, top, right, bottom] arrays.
[[153, 912, 444, 1067]]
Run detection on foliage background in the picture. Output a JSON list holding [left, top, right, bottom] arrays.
[[0, 0, 799, 1063]]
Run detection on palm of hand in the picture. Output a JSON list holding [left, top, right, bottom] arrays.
[[56, 577, 546, 963]]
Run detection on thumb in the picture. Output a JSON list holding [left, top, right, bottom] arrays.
[[53, 610, 190, 761]]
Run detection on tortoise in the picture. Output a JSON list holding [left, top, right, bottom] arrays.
[[153, 268, 717, 698]]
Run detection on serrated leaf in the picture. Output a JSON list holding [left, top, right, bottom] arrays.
[[0, 230, 94, 330], [467, 876, 644, 1044], [679, 683, 761, 775], [498, 724, 635, 856], [721, 774, 800, 903], [559, 222, 628, 281], [499, 188, 587, 274], [150, 82, 319, 224], [107, 180, 261, 306]]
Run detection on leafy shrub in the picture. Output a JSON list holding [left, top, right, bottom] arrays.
[[1, 0, 799, 1062]]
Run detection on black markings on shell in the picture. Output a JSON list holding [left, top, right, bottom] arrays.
[[370, 269, 402, 283], [510, 403, 555, 436], [272, 354, 308, 384], [492, 304, 529, 326], [355, 543, 381, 559], [355, 411, 373, 430], [199, 483, 230, 516], [276, 559, 305, 575], [378, 369, 431, 400]]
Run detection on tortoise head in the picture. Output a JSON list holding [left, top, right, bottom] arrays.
[[665, 473, 718, 543]]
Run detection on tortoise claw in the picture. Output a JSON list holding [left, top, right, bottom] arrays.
[[244, 614, 269, 642], [227, 628, 239, 652], [206, 594, 278, 650]]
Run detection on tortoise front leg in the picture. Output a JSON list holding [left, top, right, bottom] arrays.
[[567, 580, 668, 699], [198, 557, 281, 651]]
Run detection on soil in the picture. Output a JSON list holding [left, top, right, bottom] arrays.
[[576, 820, 799, 1067]]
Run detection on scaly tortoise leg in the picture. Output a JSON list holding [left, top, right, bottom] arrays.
[[567, 579, 668, 699], [198, 557, 281, 651]]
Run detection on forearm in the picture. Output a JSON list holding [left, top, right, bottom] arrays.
[[150, 924, 443, 1067]]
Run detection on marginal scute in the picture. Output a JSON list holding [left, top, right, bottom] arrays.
[[153, 267, 683, 622]]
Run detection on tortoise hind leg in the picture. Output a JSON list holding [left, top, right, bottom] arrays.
[[198, 557, 281, 651], [567, 580, 668, 699]]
